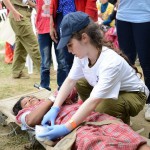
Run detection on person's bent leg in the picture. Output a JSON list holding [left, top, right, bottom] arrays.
[[95, 91, 146, 124], [38, 33, 52, 90], [76, 78, 93, 101], [116, 20, 137, 65]]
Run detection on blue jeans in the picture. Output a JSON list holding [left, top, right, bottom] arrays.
[[117, 20, 150, 103], [38, 33, 52, 90], [55, 13, 74, 89]]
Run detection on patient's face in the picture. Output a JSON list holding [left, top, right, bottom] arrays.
[[21, 96, 40, 108]]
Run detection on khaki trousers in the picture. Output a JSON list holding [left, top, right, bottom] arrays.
[[9, 8, 41, 77], [76, 78, 147, 124]]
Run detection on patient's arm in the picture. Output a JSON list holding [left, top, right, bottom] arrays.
[[26, 100, 53, 127]]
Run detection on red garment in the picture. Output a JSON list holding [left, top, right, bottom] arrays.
[[56, 103, 146, 150], [4, 42, 14, 64], [50, 0, 98, 27], [17, 101, 146, 149], [103, 27, 120, 52], [16, 100, 45, 124], [36, 0, 50, 34]]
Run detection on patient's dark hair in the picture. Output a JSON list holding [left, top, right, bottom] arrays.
[[12, 96, 26, 116]]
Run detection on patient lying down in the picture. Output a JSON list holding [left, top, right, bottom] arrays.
[[13, 96, 150, 150]]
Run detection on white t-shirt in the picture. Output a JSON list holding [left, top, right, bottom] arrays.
[[68, 47, 149, 99]]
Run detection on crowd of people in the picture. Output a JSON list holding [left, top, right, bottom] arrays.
[[1, 0, 150, 149]]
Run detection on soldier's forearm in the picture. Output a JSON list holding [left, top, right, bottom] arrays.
[[2, 0, 17, 13]]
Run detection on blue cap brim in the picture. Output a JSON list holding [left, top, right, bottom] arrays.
[[57, 35, 72, 50]]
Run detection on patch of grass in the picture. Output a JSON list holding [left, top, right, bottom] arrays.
[[0, 54, 57, 100]]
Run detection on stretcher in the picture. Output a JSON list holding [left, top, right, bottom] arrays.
[[0, 89, 50, 149], [0, 89, 150, 150]]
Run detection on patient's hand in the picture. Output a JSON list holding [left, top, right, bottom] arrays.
[[41, 106, 60, 126], [38, 124, 70, 140]]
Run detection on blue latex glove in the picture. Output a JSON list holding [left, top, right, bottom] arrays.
[[38, 124, 71, 140], [41, 106, 60, 126]]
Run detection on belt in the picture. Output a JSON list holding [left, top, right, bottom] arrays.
[[14, 5, 32, 12]]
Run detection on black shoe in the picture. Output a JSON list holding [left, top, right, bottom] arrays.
[[34, 83, 51, 91]]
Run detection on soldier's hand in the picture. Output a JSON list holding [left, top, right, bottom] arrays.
[[12, 10, 23, 21]]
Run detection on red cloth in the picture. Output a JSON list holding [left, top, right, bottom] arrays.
[[16, 100, 45, 124], [16, 101, 146, 149], [50, 0, 98, 27], [36, 0, 50, 34], [56, 103, 146, 150], [104, 27, 120, 52], [4, 42, 14, 64]]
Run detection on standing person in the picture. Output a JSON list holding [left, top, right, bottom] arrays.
[[49, 0, 98, 89], [2, 0, 41, 79], [116, 0, 150, 121], [35, 0, 52, 90], [40, 12, 149, 140]]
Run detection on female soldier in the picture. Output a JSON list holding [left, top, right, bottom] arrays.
[[39, 11, 149, 140]]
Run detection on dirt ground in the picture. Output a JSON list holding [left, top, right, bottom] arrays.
[[0, 47, 149, 150]]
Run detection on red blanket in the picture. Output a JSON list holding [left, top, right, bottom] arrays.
[[56, 103, 146, 150], [17, 101, 146, 150]]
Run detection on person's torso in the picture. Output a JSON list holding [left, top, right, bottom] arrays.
[[36, 0, 50, 34], [117, 0, 150, 23], [52, 0, 97, 23], [79, 47, 149, 97], [57, 0, 76, 16], [100, 3, 115, 26]]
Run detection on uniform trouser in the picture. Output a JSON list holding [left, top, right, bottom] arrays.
[[9, 9, 41, 77], [76, 78, 147, 124]]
